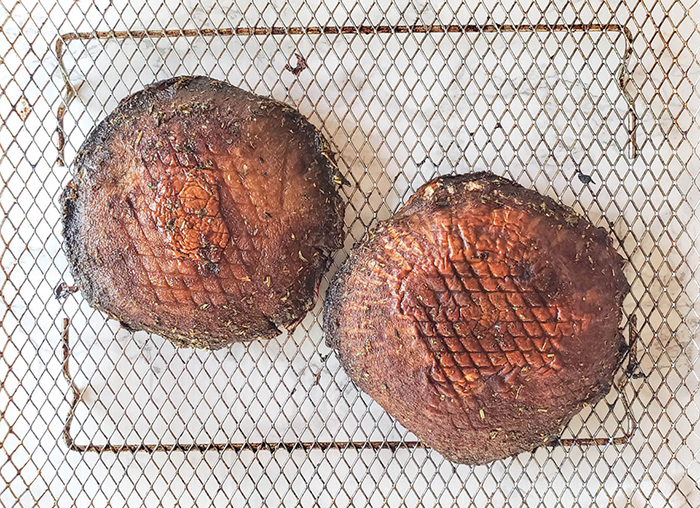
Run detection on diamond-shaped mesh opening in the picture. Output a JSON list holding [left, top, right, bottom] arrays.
[[2, 0, 699, 507]]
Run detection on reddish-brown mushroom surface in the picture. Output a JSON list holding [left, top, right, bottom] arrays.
[[324, 172, 629, 464], [62, 76, 345, 349]]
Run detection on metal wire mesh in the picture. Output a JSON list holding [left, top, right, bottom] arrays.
[[1, 0, 699, 506]]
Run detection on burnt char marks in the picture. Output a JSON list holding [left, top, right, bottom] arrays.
[[151, 165, 229, 265], [139, 125, 230, 266], [392, 211, 570, 403]]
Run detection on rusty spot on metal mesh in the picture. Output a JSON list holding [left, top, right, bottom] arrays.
[[16, 96, 31, 121], [284, 52, 307, 76], [54, 282, 79, 299], [62, 317, 79, 450]]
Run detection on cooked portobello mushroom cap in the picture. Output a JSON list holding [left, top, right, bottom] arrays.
[[324, 172, 629, 465], [62, 76, 345, 349]]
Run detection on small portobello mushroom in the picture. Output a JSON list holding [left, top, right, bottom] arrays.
[[62, 76, 345, 349], [324, 172, 629, 465]]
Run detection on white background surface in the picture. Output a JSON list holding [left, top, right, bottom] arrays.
[[1, 0, 699, 506]]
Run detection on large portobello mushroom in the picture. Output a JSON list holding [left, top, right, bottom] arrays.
[[324, 172, 629, 464], [62, 76, 345, 349]]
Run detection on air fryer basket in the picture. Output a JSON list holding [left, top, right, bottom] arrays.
[[1, 1, 698, 506]]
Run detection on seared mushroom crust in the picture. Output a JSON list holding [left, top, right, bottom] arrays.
[[324, 172, 629, 464], [63, 76, 344, 349]]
